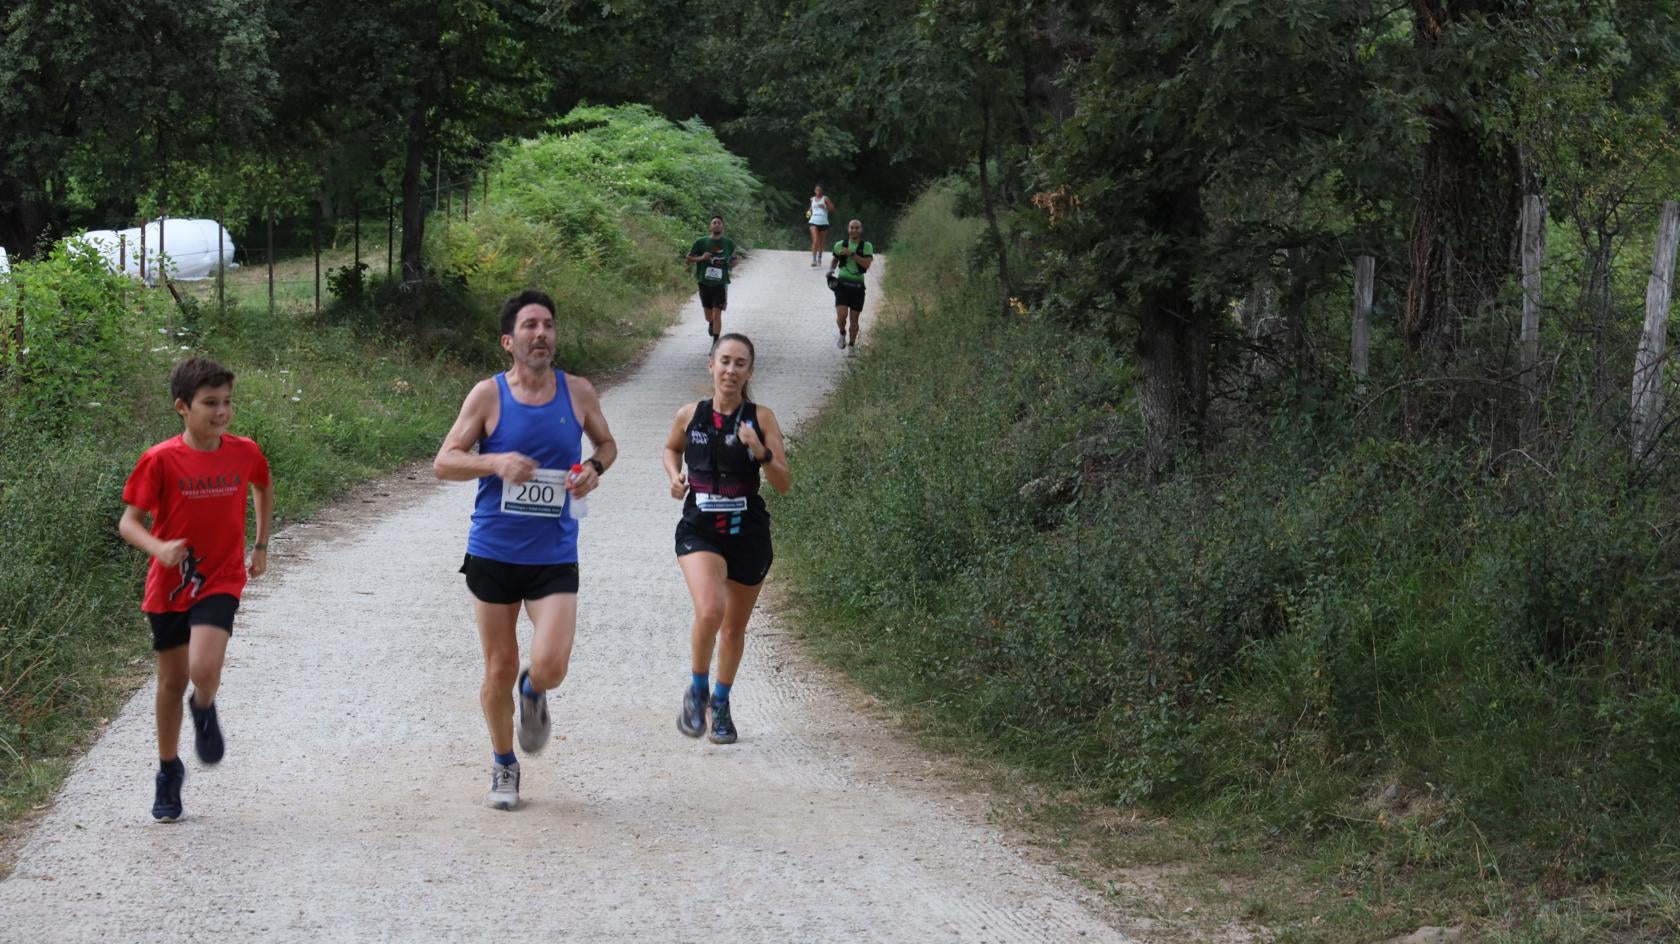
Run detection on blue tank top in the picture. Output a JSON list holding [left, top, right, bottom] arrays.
[[467, 371, 582, 565]]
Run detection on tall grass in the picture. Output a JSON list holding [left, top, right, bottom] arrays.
[[772, 179, 1680, 936]]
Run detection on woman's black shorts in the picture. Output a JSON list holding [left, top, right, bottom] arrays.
[[460, 553, 579, 604], [832, 280, 866, 312], [675, 521, 774, 587], [146, 593, 239, 651]]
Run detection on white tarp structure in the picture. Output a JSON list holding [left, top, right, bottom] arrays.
[[76, 219, 237, 284], [0, 246, 9, 278]]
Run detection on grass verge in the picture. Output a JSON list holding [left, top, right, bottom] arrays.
[[768, 180, 1680, 942]]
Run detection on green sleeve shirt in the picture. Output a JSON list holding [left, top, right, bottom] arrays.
[[831, 239, 873, 282], [691, 236, 735, 285]]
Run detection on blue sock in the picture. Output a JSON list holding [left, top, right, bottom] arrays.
[[712, 681, 732, 704], [494, 750, 517, 767], [691, 672, 709, 695], [522, 674, 540, 699]]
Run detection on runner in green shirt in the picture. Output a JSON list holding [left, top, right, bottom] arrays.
[[685, 215, 735, 341], [826, 218, 874, 353]]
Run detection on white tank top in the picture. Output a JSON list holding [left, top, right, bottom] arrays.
[[809, 196, 829, 226]]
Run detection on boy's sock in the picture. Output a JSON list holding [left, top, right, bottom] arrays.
[[493, 750, 517, 767], [690, 672, 709, 695], [711, 680, 732, 704]]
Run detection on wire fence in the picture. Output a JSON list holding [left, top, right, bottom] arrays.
[[118, 170, 491, 319]]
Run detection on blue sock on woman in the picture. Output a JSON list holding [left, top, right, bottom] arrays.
[[691, 672, 709, 695], [712, 680, 732, 704]]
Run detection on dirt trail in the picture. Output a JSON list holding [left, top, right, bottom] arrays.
[[0, 251, 1136, 943]]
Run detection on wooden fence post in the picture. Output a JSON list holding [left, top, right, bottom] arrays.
[[1520, 195, 1545, 439], [313, 206, 321, 317], [267, 213, 275, 318], [1351, 256, 1374, 388], [1632, 200, 1680, 464], [160, 214, 172, 339], [217, 207, 226, 316], [387, 197, 395, 280]]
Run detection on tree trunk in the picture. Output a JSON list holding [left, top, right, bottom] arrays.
[[977, 87, 1012, 318], [1401, 110, 1520, 356], [1131, 185, 1210, 476], [0, 174, 57, 259], [1583, 228, 1613, 406], [398, 92, 431, 322], [1402, 1, 1521, 360]]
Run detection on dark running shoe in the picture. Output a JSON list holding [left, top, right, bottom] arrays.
[[152, 760, 185, 823], [678, 686, 707, 738], [188, 692, 224, 765], [708, 698, 737, 745]]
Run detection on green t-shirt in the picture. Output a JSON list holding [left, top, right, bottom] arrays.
[[831, 239, 873, 282], [691, 235, 735, 285]]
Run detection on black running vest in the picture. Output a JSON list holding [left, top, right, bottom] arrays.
[[682, 399, 769, 535]]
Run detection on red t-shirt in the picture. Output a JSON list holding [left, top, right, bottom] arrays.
[[122, 434, 272, 614]]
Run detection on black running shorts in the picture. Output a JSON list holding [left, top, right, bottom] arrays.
[[146, 593, 239, 651], [674, 521, 774, 587], [832, 280, 865, 312], [698, 283, 728, 311], [460, 553, 579, 604]]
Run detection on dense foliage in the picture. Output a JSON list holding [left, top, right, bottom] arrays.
[[776, 182, 1680, 936]]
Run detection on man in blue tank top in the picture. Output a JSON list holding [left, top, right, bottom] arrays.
[[433, 290, 618, 811]]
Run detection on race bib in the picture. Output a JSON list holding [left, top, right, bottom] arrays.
[[694, 492, 748, 514], [704, 265, 724, 281], [501, 468, 569, 517]]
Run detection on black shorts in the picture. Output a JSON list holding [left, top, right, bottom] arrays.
[[832, 280, 866, 312], [146, 594, 239, 652], [811, 222, 829, 232], [460, 553, 579, 604], [675, 521, 774, 587], [698, 283, 728, 311]]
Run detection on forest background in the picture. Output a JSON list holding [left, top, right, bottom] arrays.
[[5, 1, 1680, 940]]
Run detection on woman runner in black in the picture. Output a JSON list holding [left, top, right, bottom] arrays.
[[662, 333, 791, 743]]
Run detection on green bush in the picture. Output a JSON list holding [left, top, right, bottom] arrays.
[[416, 103, 769, 370]]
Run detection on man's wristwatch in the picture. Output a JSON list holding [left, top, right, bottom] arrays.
[[585, 457, 605, 476]]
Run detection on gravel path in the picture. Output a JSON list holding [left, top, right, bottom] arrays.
[[0, 250, 1136, 943]]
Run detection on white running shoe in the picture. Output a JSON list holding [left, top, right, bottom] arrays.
[[515, 667, 551, 754], [836, 331, 846, 350], [484, 761, 520, 811]]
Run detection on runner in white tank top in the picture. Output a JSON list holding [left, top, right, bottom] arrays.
[[806, 183, 835, 266]]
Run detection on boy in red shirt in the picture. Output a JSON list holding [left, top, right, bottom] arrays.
[[119, 357, 274, 822]]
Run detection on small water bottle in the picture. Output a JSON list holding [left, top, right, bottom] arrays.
[[567, 463, 589, 519]]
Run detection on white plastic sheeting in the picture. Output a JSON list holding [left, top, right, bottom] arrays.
[[76, 219, 237, 284], [0, 246, 8, 277]]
